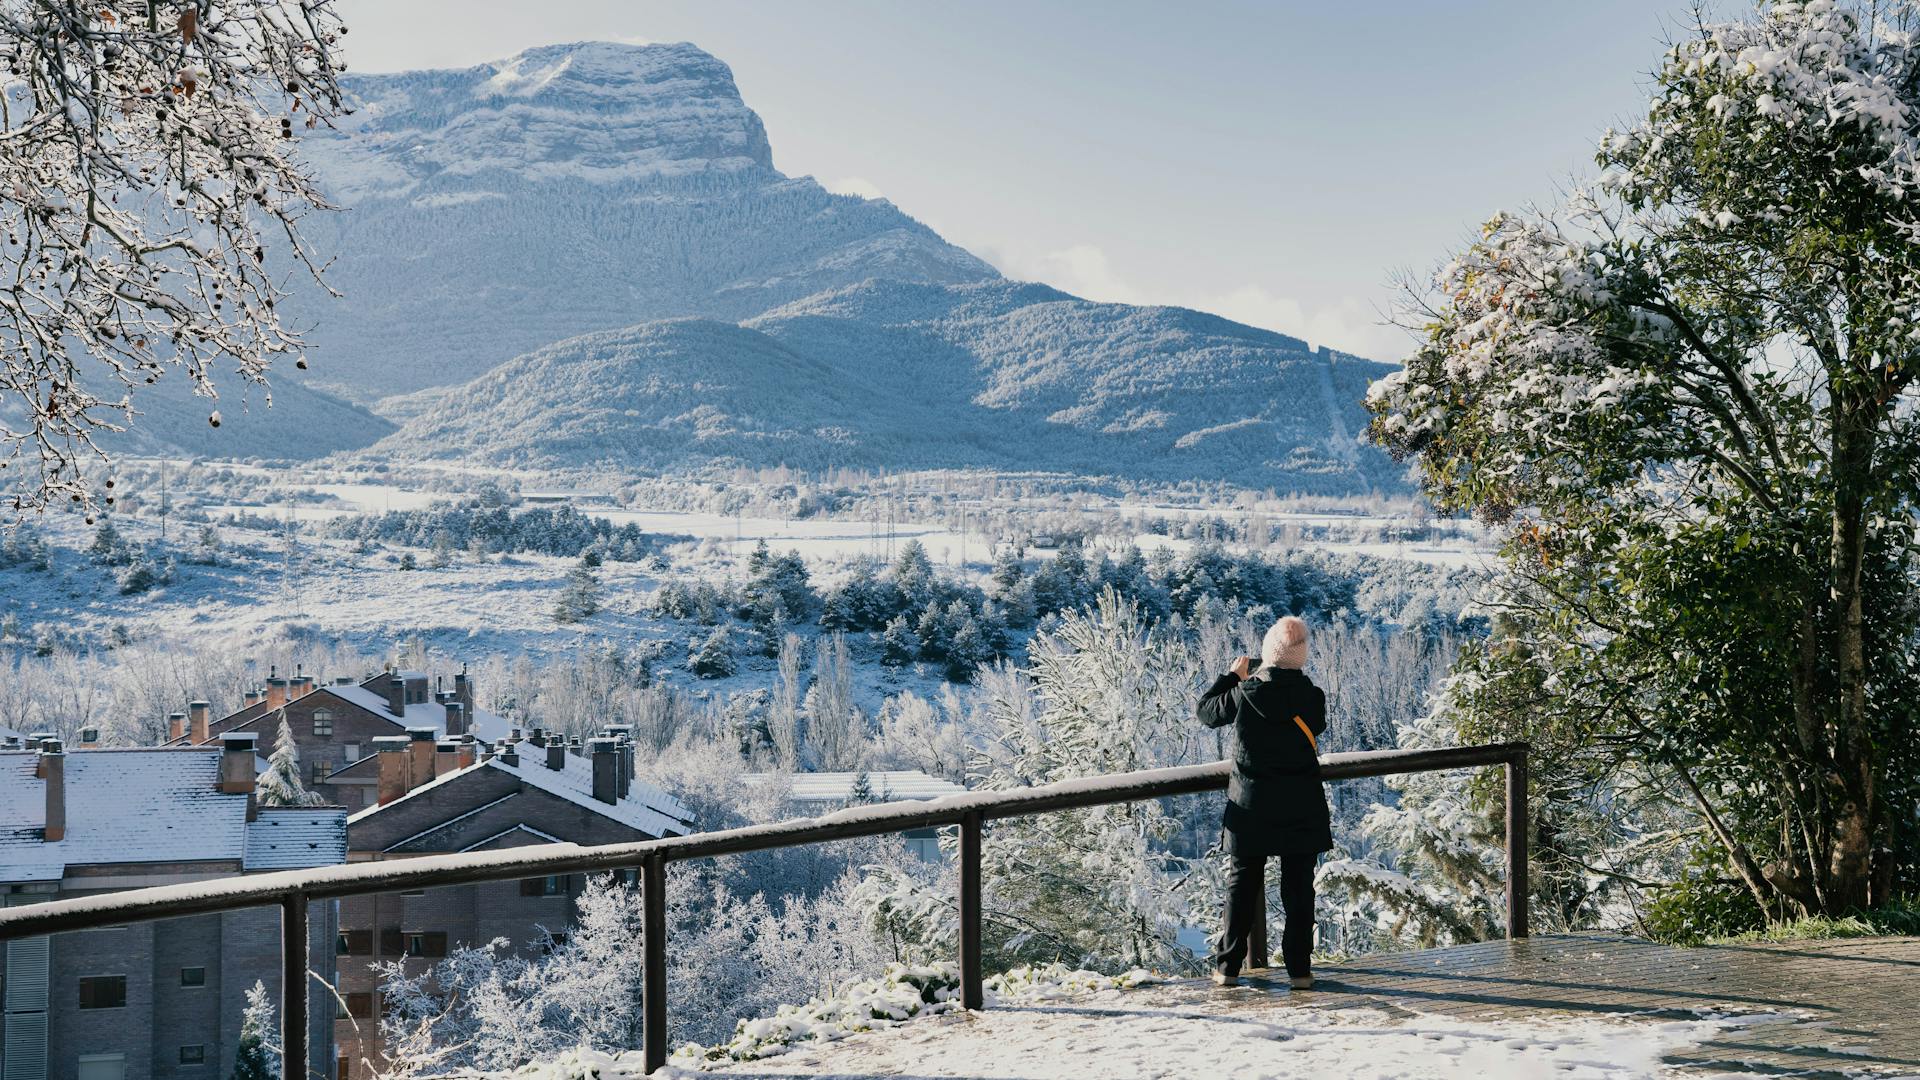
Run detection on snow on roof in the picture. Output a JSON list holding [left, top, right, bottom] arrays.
[[349, 749, 694, 840], [0, 749, 252, 882], [0, 723, 23, 744], [744, 770, 969, 804], [322, 683, 513, 743], [245, 807, 349, 870]]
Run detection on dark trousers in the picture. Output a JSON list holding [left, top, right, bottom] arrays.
[[1213, 851, 1316, 977]]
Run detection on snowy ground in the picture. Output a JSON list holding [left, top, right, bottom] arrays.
[[661, 990, 1803, 1079], [193, 471, 1492, 571]]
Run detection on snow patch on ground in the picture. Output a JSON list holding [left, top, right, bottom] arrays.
[[492, 993, 1802, 1080]]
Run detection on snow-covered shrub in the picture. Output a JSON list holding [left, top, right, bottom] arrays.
[[670, 960, 1157, 1067]]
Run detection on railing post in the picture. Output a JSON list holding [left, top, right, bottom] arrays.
[[1506, 750, 1529, 939], [960, 810, 983, 1010], [643, 853, 668, 1073], [279, 891, 308, 1080]]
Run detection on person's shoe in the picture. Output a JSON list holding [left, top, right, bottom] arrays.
[[1288, 974, 1313, 990], [1211, 970, 1239, 987]]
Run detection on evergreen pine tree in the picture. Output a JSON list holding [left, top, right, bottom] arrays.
[[990, 543, 1025, 593], [880, 615, 922, 666], [258, 715, 324, 807], [552, 557, 603, 623], [687, 626, 735, 679], [230, 981, 277, 1080]]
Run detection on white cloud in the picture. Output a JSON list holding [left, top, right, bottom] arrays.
[[988, 242, 1413, 361], [823, 176, 886, 200]]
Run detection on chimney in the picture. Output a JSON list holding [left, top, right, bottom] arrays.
[[498, 741, 519, 768], [188, 700, 210, 743], [77, 727, 100, 749], [374, 736, 412, 805], [334, 676, 356, 687], [434, 740, 460, 778], [168, 711, 188, 742], [589, 738, 619, 805], [545, 740, 566, 772], [243, 687, 262, 709], [443, 701, 466, 738], [457, 735, 478, 770], [385, 677, 406, 718], [36, 741, 65, 842], [527, 728, 546, 748], [219, 732, 258, 794], [406, 726, 437, 786], [454, 666, 472, 713]]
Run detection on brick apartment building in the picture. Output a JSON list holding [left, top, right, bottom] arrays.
[[334, 727, 692, 1078], [0, 736, 346, 1080], [163, 667, 512, 813]]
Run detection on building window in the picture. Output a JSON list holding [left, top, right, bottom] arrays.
[[338, 929, 371, 956], [312, 710, 334, 737], [178, 1045, 207, 1066], [379, 927, 405, 956], [78, 975, 127, 1009], [75, 1055, 126, 1080], [345, 992, 374, 1018], [520, 875, 566, 897], [338, 1058, 352, 1080], [344, 742, 361, 763], [179, 966, 206, 988], [405, 931, 448, 958]]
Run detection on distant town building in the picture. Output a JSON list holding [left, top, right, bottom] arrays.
[[0, 737, 345, 1080], [163, 667, 513, 812], [742, 770, 968, 861], [334, 726, 692, 1078]]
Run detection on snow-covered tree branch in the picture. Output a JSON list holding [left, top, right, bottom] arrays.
[[0, 0, 346, 514]]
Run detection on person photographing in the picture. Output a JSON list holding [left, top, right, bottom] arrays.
[[1196, 614, 1330, 988]]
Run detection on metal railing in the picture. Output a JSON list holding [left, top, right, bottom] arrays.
[[0, 741, 1528, 1077]]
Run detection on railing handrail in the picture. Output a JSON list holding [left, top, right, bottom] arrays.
[[0, 742, 1523, 941], [0, 740, 1530, 1078]]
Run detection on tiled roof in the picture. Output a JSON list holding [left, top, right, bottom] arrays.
[[244, 807, 349, 870], [745, 770, 969, 804], [0, 749, 347, 883], [349, 750, 694, 841], [321, 683, 513, 743]]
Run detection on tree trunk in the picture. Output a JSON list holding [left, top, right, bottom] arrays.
[[1825, 403, 1877, 912]]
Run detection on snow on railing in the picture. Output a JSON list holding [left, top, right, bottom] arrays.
[[0, 741, 1528, 1077]]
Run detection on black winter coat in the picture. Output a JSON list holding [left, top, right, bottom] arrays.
[[1197, 666, 1333, 857]]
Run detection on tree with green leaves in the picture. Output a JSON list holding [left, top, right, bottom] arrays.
[[1367, 1, 1920, 918]]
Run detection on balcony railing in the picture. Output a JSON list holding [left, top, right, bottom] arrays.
[[0, 741, 1528, 1077]]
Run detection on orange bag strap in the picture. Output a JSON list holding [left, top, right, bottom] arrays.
[[1292, 715, 1317, 752]]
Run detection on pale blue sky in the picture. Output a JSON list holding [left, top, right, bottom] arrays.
[[335, 1, 1694, 360]]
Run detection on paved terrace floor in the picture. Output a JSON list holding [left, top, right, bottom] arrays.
[[708, 934, 1920, 1078]]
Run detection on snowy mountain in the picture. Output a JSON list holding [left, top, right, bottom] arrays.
[[372, 280, 1400, 493], [87, 373, 396, 462], [119, 39, 1403, 492], [282, 41, 996, 399]]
